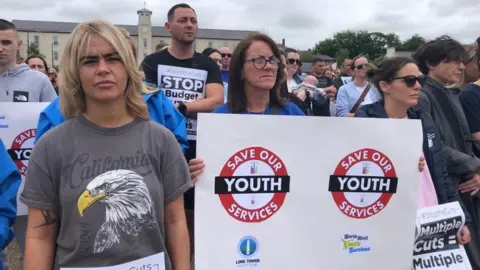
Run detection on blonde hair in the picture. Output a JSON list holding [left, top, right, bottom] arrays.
[[59, 20, 149, 120], [117, 27, 158, 95]]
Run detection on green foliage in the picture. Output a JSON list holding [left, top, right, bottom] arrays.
[[313, 30, 401, 61], [335, 48, 350, 66], [312, 31, 425, 63], [299, 51, 315, 62], [27, 43, 41, 57], [397, 34, 426, 51]]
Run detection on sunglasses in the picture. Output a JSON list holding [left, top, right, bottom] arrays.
[[354, 64, 371, 70], [388, 75, 426, 88], [245, 56, 280, 70], [287, 59, 301, 65], [221, 53, 232, 58]]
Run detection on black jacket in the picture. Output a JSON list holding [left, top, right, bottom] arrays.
[[355, 101, 472, 224], [415, 77, 480, 269], [417, 77, 480, 181]]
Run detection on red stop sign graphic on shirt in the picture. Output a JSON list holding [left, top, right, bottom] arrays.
[[328, 148, 398, 219], [214, 146, 291, 223]]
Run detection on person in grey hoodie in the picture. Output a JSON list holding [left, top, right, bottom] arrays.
[[0, 19, 57, 102], [0, 19, 57, 270]]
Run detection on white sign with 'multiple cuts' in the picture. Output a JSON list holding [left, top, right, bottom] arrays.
[[413, 202, 472, 270]]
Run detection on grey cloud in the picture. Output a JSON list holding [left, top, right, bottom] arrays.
[[1, 0, 58, 10], [277, 13, 320, 30], [3, 0, 480, 50], [428, 0, 480, 16], [56, 0, 138, 21]]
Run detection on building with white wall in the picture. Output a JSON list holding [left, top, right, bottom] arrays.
[[13, 7, 253, 68]]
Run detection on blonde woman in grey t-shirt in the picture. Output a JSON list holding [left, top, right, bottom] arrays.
[[20, 20, 192, 270]]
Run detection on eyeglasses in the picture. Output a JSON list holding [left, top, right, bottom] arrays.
[[221, 53, 232, 58], [287, 59, 301, 65], [244, 56, 280, 70], [388, 75, 426, 88], [48, 72, 55, 75]]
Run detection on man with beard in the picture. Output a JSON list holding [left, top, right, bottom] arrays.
[[141, 3, 223, 267]]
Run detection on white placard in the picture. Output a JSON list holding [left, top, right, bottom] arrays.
[[61, 252, 165, 270], [341, 76, 352, 85], [157, 65, 207, 140], [195, 114, 423, 270], [0, 102, 49, 216], [413, 202, 472, 270]]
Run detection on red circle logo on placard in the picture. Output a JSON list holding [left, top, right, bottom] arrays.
[[328, 148, 398, 219], [10, 129, 36, 176], [215, 146, 290, 223]]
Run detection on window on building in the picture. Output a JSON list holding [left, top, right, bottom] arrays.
[[53, 51, 58, 61], [34, 35, 39, 46], [208, 41, 213, 47], [224, 42, 228, 47], [143, 38, 147, 48], [52, 36, 58, 48]]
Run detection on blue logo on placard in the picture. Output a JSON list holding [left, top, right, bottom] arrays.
[[238, 236, 259, 258]]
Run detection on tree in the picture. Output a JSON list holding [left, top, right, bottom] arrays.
[[312, 30, 401, 61], [335, 48, 350, 66], [27, 43, 40, 57], [299, 51, 315, 62], [398, 34, 426, 51]]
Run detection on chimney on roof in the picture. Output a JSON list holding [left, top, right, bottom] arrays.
[[282, 38, 285, 46]]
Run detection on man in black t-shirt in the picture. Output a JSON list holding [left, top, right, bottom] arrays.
[[141, 3, 224, 261]]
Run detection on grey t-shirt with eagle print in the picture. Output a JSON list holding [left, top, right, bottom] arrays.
[[20, 114, 193, 269]]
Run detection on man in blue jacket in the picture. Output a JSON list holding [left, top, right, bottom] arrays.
[[0, 138, 21, 270]]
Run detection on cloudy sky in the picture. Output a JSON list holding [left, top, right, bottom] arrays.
[[1, 0, 478, 50]]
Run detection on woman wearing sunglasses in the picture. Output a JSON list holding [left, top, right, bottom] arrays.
[[336, 56, 382, 117], [354, 57, 472, 245], [189, 33, 305, 182], [284, 48, 303, 92]]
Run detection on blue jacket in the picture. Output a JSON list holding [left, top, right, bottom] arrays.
[[355, 101, 472, 224], [0, 138, 21, 252], [35, 91, 189, 152], [336, 82, 382, 117]]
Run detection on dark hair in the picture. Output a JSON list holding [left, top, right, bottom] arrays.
[[412, 35, 467, 75], [167, 3, 196, 22], [366, 57, 415, 97], [284, 48, 298, 54], [313, 58, 325, 65], [228, 32, 286, 113], [0, 19, 16, 31], [25, 55, 48, 71], [202, 47, 220, 57]]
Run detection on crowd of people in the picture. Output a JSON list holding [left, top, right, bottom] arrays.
[[1, 2, 480, 270]]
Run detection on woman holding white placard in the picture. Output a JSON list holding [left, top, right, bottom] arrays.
[[188, 32, 305, 182], [354, 57, 471, 245], [20, 20, 191, 270]]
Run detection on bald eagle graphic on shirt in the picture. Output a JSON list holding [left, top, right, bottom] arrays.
[[77, 169, 157, 254]]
